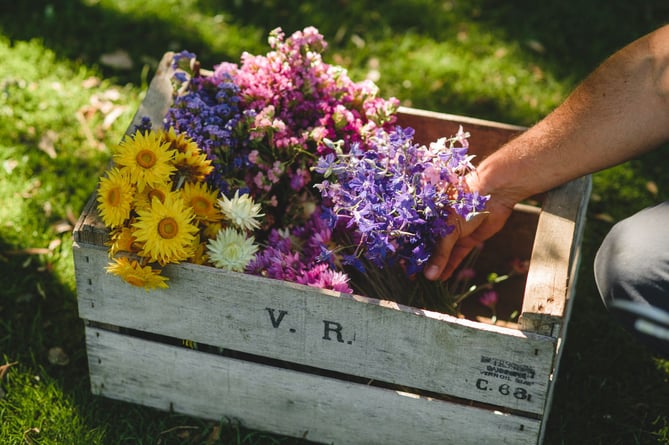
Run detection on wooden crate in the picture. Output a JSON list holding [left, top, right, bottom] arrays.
[[73, 53, 591, 445]]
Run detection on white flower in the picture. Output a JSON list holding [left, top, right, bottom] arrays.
[[218, 190, 264, 231], [207, 227, 259, 272]]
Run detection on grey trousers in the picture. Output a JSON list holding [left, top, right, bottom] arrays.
[[594, 201, 669, 357]]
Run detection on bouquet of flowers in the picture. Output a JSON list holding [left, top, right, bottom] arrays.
[[95, 26, 524, 316]]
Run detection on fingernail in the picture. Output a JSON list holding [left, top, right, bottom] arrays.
[[424, 265, 439, 280]]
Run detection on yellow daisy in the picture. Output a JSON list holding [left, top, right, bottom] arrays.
[[207, 227, 258, 272], [181, 181, 223, 222], [219, 190, 264, 231], [113, 130, 176, 192], [161, 127, 213, 182], [97, 167, 134, 228], [132, 192, 199, 266], [106, 256, 169, 290], [107, 226, 139, 256], [133, 182, 173, 210]]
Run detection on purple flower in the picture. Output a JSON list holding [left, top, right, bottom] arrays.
[[314, 125, 489, 277], [479, 290, 499, 310], [159, 28, 498, 311], [296, 263, 352, 293]]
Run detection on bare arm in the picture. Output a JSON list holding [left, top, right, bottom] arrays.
[[425, 24, 669, 281]]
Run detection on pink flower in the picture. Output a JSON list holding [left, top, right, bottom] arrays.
[[479, 290, 498, 310], [511, 258, 530, 275], [296, 263, 352, 293], [248, 150, 259, 164]]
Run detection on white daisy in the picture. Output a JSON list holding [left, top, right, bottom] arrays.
[[207, 227, 259, 272], [218, 190, 264, 231]]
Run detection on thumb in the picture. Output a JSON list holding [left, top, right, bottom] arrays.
[[423, 214, 471, 280], [423, 228, 459, 281], [424, 211, 489, 281], [425, 233, 482, 281]]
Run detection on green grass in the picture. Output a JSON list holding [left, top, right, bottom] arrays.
[[1, 1, 669, 444]]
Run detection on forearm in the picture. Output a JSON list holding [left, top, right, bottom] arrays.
[[474, 24, 669, 203]]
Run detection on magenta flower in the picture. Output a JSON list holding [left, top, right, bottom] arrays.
[[479, 290, 499, 310]]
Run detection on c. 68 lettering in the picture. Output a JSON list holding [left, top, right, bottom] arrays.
[[476, 378, 532, 402]]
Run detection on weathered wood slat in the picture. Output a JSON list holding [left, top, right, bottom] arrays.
[[519, 176, 592, 336], [75, 241, 556, 415], [86, 327, 542, 445], [535, 175, 591, 444], [396, 106, 525, 159]]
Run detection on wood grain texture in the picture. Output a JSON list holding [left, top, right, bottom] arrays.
[[396, 106, 525, 159], [519, 176, 592, 336], [86, 327, 542, 445]]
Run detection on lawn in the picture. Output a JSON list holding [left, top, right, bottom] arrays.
[[1, 1, 669, 444]]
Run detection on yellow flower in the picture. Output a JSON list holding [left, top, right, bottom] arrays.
[[107, 226, 138, 256], [113, 130, 176, 192], [97, 167, 134, 228], [161, 127, 213, 182], [181, 181, 222, 223], [189, 238, 209, 265], [207, 227, 258, 272], [106, 256, 169, 290], [132, 192, 199, 266], [219, 190, 264, 231], [133, 182, 173, 210]]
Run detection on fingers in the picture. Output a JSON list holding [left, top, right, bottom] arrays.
[[424, 236, 480, 281], [439, 240, 479, 281], [424, 211, 485, 281], [424, 230, 458, 281]]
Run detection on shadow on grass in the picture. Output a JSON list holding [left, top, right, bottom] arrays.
[[208, 0, 668, 76], [546, 228, 669, 444], [3, 0, 668, 92], [0, 0, 247, 84], [2, 0, 666, 124]]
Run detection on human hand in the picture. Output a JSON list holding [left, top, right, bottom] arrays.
[[423, 187, 516, 281]]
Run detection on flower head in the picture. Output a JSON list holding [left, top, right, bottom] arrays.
[[97, 167, 134, 228], [132, 192, 199, 266], [219, 190, 264, 231], [113, 130, 176, 192], [479, 290, 499, 310], [133, 182, 173, 210], [106, 256, 169, 291], [296, 263, 352, 293], [161, 127, 213, 182], [181, 181, 222, 223], [107, 226, 137, 256], [207, 227, 258, 272]]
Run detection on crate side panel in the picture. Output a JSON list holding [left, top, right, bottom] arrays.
[[75, 242, 555, 415], [520, 176, 591, 335], [396, 106, 525, 159], [536, 176, 591, 443], [86, 327, 541, 445]]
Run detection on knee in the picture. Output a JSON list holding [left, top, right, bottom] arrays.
[[594, 202, 669, 309], [594, 216, 654, 305]]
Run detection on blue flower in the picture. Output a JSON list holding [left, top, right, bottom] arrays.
[[314, 125, 488, 277]]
